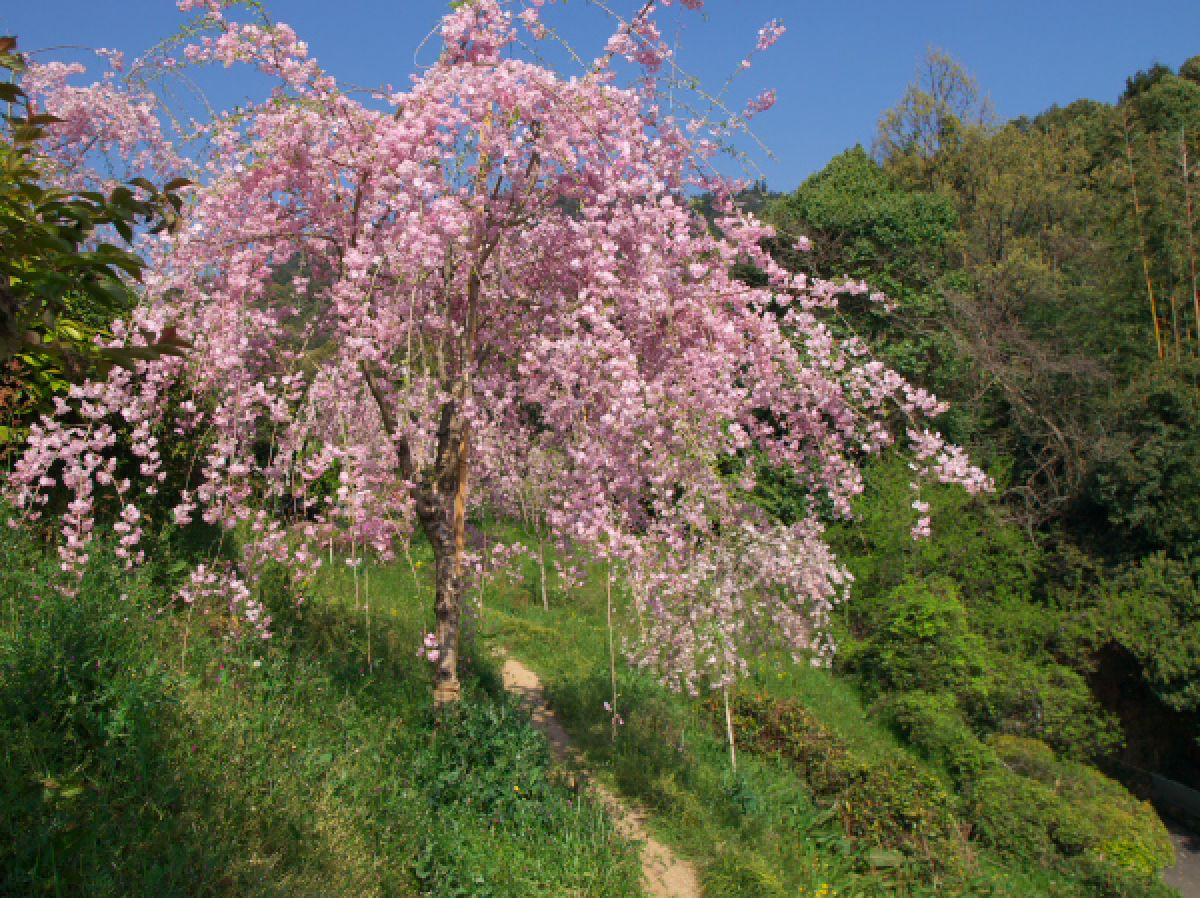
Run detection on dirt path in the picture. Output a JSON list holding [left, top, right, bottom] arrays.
[[1163, 818, 1200, 897], [499, 655, 703, 898]]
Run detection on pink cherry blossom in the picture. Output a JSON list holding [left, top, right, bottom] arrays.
[[7, 0, 989, 698]]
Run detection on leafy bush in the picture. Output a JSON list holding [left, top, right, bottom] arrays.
[[971, 764, 1086, 865], [1101, 553, 1200, 714], [958, 653, 1122, 761], [0, 40, 188, 446], [722, 692, 965, 873], [884, 690, 996, 782], [838, 756, 965, 868], [853, 577, 984, 695], [972, 736, 1175, 883], [1081, 366, 1200, 560]]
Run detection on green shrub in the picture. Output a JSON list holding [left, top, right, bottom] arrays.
[[722, 692, 857, 795], [703, 846, 787, 898], [839, 756, 965, 867], [991, 734, 1058, 779], [970, 765, 1080, 865], [1101, 553, 1200, 714], [855, 577, 985, 695], [1074, 858, 1183, 898], [958, 653, 1122, 762], [884, 690, 996, 782], [1052, 763, 1173, 876], [973, 736, 1175, 882], [723, 692, 966, 874]]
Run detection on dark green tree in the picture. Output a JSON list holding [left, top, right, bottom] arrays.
[[0, 38, 188, 441]]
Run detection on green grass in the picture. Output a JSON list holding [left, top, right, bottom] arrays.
[[0, 526, 642, 898], [474, 524, 1180, 898], [0, 515, 1179, 897]]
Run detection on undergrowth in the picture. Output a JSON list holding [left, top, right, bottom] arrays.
[[0, 520, 642, 897], [480, 521, 1181, 898], [0, 508, 1180, 897]]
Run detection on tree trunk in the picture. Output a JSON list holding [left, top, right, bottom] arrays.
[[417, 483, 468, 707], [414, 400, 472, 710], [360, 364, 473, 710]]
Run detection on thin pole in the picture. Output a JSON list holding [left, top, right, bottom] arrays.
[[723, 685, 738, 773], [538, 530, 549, 611], [364, 552, 372, 670], [606, 559, 619, 743]]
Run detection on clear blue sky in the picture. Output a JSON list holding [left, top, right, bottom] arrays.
[[4, 1, 1200, 191]]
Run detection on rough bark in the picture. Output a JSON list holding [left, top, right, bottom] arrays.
[[421, 495, 466, 707], [364, 362, 472, 709], [417, 395, 472, 709]]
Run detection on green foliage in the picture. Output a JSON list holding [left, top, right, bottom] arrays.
[[0, 521, 644, 897], [830, 457, 1039, 616], [851, 577, 983, 695], [0, 39, 188, 443], [702, 849, 786, 898], [830, 458, 1122, 762], [0, 537, 186, 896], [768, 148, 960, 391], [1100, 553, 1200, 713], [411, 699, 640, 898], [973, 736, 1175, 881], [1082, 366, 1200, 559], [1181, 55, 1200, 86], [772, 146, 958, 273], [873, 47, 993, 184], [723, 692, 965, 872], [1124, 65, 1175, 102], [416, 698, 563, 822], [883, 691, 996, 782], [971, 764, 1086, 866]]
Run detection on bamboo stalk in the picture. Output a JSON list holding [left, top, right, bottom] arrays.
[[1123, 107, 1165, 360], [1182, 128, 1200, 348], [1171, 294, 1182, 358]]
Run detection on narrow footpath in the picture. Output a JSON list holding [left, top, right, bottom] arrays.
[[499, 654, 703, 898]]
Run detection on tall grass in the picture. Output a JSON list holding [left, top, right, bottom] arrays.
[[0, 523, 642, 897]]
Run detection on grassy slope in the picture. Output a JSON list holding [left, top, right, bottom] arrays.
[[475, 527, 1176, 898], [1, 519, 1176, 897], [0, 530, 642, 898]]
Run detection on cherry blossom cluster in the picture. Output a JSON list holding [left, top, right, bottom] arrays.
[[176, 562, 272, 641], [627, 513, 850, 695], [20, 56, 185, 192], [7, 0, 991, 692]]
